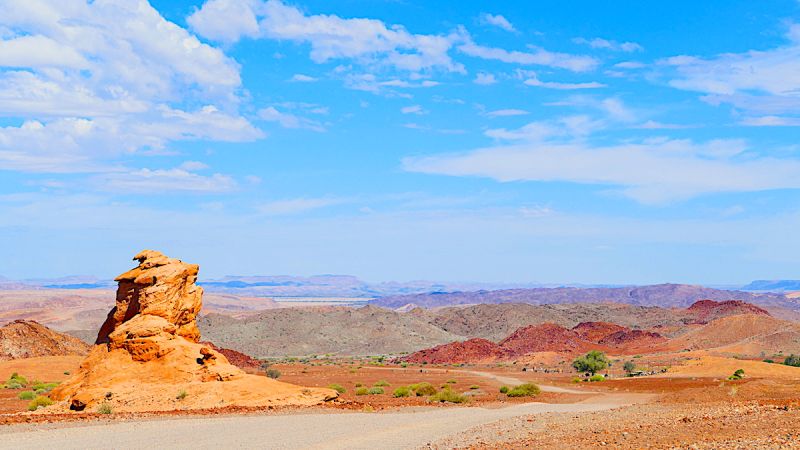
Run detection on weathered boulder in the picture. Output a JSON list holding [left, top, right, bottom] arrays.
[[49, 250, 336, 413]]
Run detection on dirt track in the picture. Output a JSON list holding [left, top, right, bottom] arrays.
[[0, 393, 650, 450]]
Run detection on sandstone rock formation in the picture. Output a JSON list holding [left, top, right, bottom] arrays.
[[49, 250, 336, 412], [0, 320, 89, 360]]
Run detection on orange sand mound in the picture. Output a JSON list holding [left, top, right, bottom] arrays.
[[664, 355, 800, 379]]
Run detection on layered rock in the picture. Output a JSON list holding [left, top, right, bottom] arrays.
[[49, 250, 336, 412]]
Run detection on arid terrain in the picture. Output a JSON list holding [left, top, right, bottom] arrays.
[[1, 254, 800, 448]]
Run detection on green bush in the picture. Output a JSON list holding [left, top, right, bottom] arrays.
[[97, 402, 113, 414], [623, 361, 636, 375], [265, 369, 281, 379], [17, 391, 35, 400], [572, 351, 610, 375], [393, 386, 412, 397], [176, 390, 187, 400], [506, 383, 541, 397], [430, 387, 468, 404], [469, 385, 480, 390], [499, 386, 509, 394], [355, 387, 369, 396], [410, 382, 437, 396], [373, 380, 390, 387], [763, 359, 774, 364], [728, 369, 745, 380], [354, 382, 363, 387], [445, 379, 457, 384], [571, 377, 582, 384], [588, 374, 605, 382], [367, 387, 384, 395], [27, 396, 53, 411], [327, 383, 346, 394], [4, 373, 28, 389], [784, 354, 800, 367], [31, 382, 59, 393]]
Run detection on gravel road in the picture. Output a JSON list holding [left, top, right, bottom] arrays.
[[0, 393, 648, 450]]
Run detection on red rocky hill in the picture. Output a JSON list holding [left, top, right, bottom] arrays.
[[685, 300, 770, 324], [0, 320, 90, 360]]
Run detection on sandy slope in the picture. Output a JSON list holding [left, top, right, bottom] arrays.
[[0, 393, 649, 450]]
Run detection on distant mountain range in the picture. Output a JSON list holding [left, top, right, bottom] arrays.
[[741, 280, 800, 292], [2, 273, 799, 299], [370, 283, 797, 312]]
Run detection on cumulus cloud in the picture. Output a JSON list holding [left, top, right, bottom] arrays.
[[189, 0, 465, 73], [290, 74, 317, 82], [479, 13, 516, 33], [0, 0, 261, 174]]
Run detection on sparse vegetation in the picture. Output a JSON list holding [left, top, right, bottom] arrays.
[[410, 382, 437, 396], [571, 377, 582, 384], [589, 374, 606, 382], [4, 372, 28, 389], [31, 382, 59, 393], [572, 351, 610, 376], [328, 383, 346, 394], [728, 369, 745, 380], [367, 387, 384, 395], [176, 390, 187, 400], [373, 380, 390, 387], [469, 385, 480, 390], [355, 387, 369, 396], [265, 368, 281, 379], [430, 387, 468, 403], [623, 361, 636, 375], [445, 379, 457, 384], [506, 383, 541, 397], [97, 402, 113, 414], [27, 396, 53, 411], [393, 386, 411, 397], [499, 386, 509, 393], [783, 354, 800, 367], [17, 391, 35, 400]]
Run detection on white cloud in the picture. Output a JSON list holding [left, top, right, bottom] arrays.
[[189, 0, 465, 73], [179, 161, 209, 171], [290, 74, 317, 82], [93, 167, 237, 194], [401, 105, 427, 115], [485, 109, 529, 118], [739, 116, 800, 127], [473, 72, 497, 85], [573, 37, 643, 52], [615, 61, 646, 69], [635, 120, 694, 130], [524, 75, 605, 90], [459, 40, 598, 72], [257, 197, 345, 215], [663, 24, 800, 114], [0, 0, 261, 174], [404, 137, 800, 204], [479, 13, 516, 33], [258, 106, 326, 132]]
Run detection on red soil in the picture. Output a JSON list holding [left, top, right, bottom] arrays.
[[686, 299, 770, 324], [200, 341, 262, 370], [498, 323, 599, 356], [402, 338, 511, 364], [571, 321, 627, 342]]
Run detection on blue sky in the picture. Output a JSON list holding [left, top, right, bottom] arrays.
[[1, 0, 800, 284]]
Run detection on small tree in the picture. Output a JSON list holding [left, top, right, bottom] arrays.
[[572, 350, 610, 376], [623, 361, 636, 375], [784, 354, 800, 367]]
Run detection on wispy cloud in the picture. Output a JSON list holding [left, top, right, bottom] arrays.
[[401, 105, 427, 115], [459, 40, 599, 72], [257, 197, 346, 215], [524, 75, 606, 90], [290, 74, 317, 82], [573, 37, 643, 52], [258, 107, 326, 132], [485, 109, 529, 118], [479, 13, 517, 33]]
